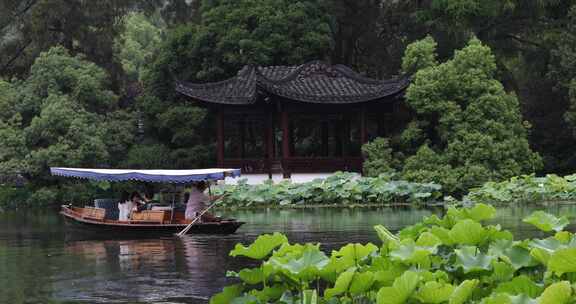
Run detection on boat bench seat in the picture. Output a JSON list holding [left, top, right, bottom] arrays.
[[130, 210, 169, 223], [81, 207, 106, 221]]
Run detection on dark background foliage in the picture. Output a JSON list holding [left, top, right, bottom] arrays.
[[1, 0, 576, 207]]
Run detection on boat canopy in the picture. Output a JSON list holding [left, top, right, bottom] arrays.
[[50, 167, 241, 183]]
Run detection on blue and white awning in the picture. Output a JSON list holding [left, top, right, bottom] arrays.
[[50, 167, 241, 183]]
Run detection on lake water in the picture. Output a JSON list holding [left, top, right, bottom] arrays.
[[1, 204, 576, 304]]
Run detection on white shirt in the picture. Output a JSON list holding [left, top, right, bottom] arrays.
[[185, 187, 208, 220], [118, 200, 134, 221]]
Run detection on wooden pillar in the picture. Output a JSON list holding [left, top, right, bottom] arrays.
[[266, 110, 274, 179], [216, 110, 225, 168], [281, 110, 291, 178], [360, 106, 367, 144]]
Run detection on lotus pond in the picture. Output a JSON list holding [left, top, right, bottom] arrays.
[[2, 204, 576, 303]]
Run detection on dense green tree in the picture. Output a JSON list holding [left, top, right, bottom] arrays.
[[145, 0, 331, 99], [115, 12, 165, 83], [0, 47, 134, 180], [364, 37, 542, 194]]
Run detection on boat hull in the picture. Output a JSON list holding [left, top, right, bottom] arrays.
[[60, 206, 244, 238]]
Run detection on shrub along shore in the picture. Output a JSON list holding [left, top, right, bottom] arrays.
[[211, 172, 443, 210]]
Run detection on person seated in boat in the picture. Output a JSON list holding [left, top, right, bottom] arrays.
[[142, 189, 162, 210], [185, 181, 218, 222], [118, 191, 131, 221], [130, 191, 146, 214]]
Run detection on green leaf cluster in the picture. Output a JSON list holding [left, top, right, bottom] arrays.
[[212, 172, 442, 208], [363, 37, 542, 195], [467, 174, 576, 204], [213, 204, 576, 303]]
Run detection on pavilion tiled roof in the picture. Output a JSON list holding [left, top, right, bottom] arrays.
[[175, 61, 409, 104]]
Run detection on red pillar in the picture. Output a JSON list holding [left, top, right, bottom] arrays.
[[281, 110, 291, 178], [216, 110, 225, 168], [266, 111, 274, 178]]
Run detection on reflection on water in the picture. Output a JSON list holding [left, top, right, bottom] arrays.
[[2, 204, 576, 303]]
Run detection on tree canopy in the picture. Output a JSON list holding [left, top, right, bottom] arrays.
[[364, 37, 542, 193]]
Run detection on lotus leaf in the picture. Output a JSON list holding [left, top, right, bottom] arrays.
[[248, 285, 285, 302], [330, 243, 378, 272], [349, 271, 375, 295], [270, 247, 329, 281], [462, 203, 497, 221], [416, 231, 443, 247], [522, 211, 569, 232], [390, 239, 435, 267], [538, 281, 572, 304], [488, 240, 537, 270], [324, 268, 356, 298], [548, 248, 576, 276], [489, 261, 515, 283], [235, 268, 264, 285], [210, 285, 243, 304], [449, 279, 478, 304], [229, 295, 259, 304], [302, 290, 318, 304], [376, 271, 420, 304], [374, 225, 399, 245], [230, 232, 288, 259], [555, 231, 572, 243], [415, 281, 455, 304], [449, 219, 487, 245], [429, 226, 454, 245], [454, 246, 494, 273], [495, 275, 543, 298]]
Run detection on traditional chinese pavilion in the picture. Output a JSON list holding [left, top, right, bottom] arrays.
[[176, 61, 410, 178]]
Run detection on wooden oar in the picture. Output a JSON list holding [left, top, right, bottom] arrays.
[[176, 195, 226, 237]]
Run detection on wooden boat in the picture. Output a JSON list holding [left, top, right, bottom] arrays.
[[51, 167, 244, 237], [60, 205, 244, 237]]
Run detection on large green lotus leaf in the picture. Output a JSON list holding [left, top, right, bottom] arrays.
[[417, 232, 443, 247], [538, 281, 572, 304], [554, 231, 572, 244], [462, 203, 496, 221], [449, 219, 487, 245], [375, 225, 399, 245], [371, 259, 408, 287], [414, 281, 455, 304], [237, 268, 264, 285], [210, 284, 243, 304], [548, 247, 576, 276], [522, 211, 569, 232], [495, 275, 543, 298], [349, 271, 375, 295], [271, 247, 329, 280], [481, 294, 537, 304], [430, 226, 454, 246], [530, 248, 551, 265], [488, 240, 537, 270], [230, 232, 288, 259], [449, 279, 478, 304], [390, 239, 435, 267], [530, 238, 562, 252], [324, 268, 356, 298], [330, 243, 378, 272], [454, 246, 494, 273], [230, 295, 258, 304], [274, 243, 309, 258], [248, 285, 285, 302], [376, 271, 420, 304], [489, 261, 515, 283]]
